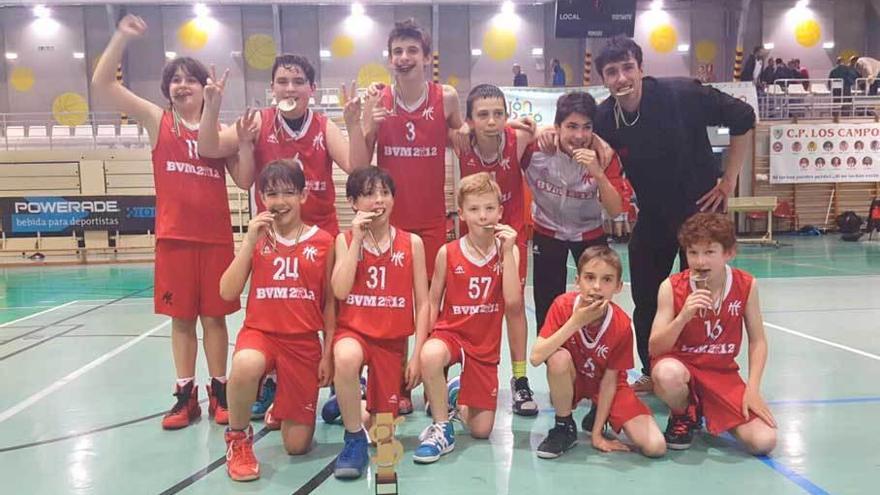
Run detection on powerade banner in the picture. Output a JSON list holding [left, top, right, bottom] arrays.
[[0, 196, 156, 235]]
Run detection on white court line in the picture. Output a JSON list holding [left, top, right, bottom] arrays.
[[0, 300, 79, 329], [764, 321, 880, 362], [0, 320, 170, 424]]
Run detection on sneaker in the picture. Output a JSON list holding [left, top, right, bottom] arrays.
[[536, 421, 577, 459], [161, 381, 201, 430], [334, 429, 370, 479], [251, 376, 276, 419], [630, 374, 653, 395], [225, 426, 260, 481], [413, 422, 455, 464], [398, 396, 414, 415], [511, 377, 538, 417], [264, 403, 281, 431], [447, 375, 461, 410], [664, 413, 694, 450], [322, 377, 366, 424], [208, 378, 230, 425], [580, 403, 605, 433]]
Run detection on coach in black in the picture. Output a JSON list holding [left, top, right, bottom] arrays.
[[592, 37, 756, 393]]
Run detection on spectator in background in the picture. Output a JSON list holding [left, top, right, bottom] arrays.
[[551, 58, 566, 87], [855, 56, 880, 95], [830, 57, 857, 115], [741, 46, 767, 85], [760, 57, 777, 87], [513, 63, 528, 87], [772, 58, 791, 86]]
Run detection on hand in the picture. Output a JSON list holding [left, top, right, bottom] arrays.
[[204, 64, 230, 110], [493, 224, 518, 253], [405, 356, 421, 391], [697, 177, 736, 212], [681, 289, 713, 320], [117, 14, 147, 39], [509, 117, 536, 135], [536, 127, 558, 153], [363, 92, 388, 135], [569, 297, 609, 327], [245, 211, 275, 245], [341, 80, 362, 125], [350, 210, 377, 241], [743, 385, 777, 428], [592, 434, 631, 453], [366, 82, 386, 98], [572, 148, 602, 178], [235, 107, 258, 144], [450, 122, 472, 157], [318, 354, 334, 388]]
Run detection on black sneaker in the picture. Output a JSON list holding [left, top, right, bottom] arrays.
[[511, 377, 538, 417], [664, 413, 694, 450], [536, 422, 577, 459], [580, 403, 606, 433]]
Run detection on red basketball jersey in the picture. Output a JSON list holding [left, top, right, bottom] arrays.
[[540, 293, 635, 398], [336, 228, 416, 339], [670, 266, 754, 370], [456, 126, 526, 237], [151, 111, 232, 244], [433, 238, 506, 363], [376, 82, 448, 230], [253, 108, 339, 235], [243, 226, 333, 335]]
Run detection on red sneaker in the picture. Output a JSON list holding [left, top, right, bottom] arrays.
[[162, 381, 201, 430], [225, 426, 260, 481], [208, 378, 230, 425], [264, 403, 281, 431]]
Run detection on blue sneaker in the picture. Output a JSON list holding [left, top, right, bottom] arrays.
[[413, 422, 455, 464], [334, 429, 370, 479], [322, 377, 366, 424], [447, 376, 461, 409], [251, 375, 276, 419]]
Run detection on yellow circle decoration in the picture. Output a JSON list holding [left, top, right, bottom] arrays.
[[331, 35, 355, 59], [357, 63, 391, 88], [649, 24, 677, 54], [794, 19, 821, 47], [178, 19, 208, 50], [482, 26, 517, 61], [10, 67, 35, 92], [52, 92, 89, 126], [446, 74, 460, 89], [244, 34, 276, 71], [695, 40, 717, 64], [839, 48, 858, 63]]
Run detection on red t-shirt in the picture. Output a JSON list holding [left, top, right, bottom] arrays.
[[376, 82, 448, 230], [253, 108, 338, 235], [151, 111, 232, 244], [336, 228, 416, 339], [455, 125, 526, 239], [243, 225, 333, 334], [432, 238, 506, 363], [669, 266, 753, 371], [540, 293, 634, 398]]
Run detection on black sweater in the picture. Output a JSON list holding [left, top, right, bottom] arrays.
[[594, 77, 755, 225]]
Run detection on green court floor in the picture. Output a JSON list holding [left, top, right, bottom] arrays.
[[1, 236, 878, 494]]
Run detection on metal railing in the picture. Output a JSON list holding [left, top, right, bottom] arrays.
[[758, 77, 880, 120]]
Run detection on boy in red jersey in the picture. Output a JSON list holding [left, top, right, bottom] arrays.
[[330, 168, 430, 480], [650, 213, 777, 454], [413, 173, 523, 464], [218, 161, 335, 481], [198, 54, 365, 235], [92, 14, 240, 429], [456, 83, 537, 417], [531, 246, 665, 459]]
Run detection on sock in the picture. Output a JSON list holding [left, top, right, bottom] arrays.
[[176, 377, 195, 387], [555, 414, 575, 430], [212, 376, 228, 384], [512, 361, 527, 380], [266, 371, 277, 381]]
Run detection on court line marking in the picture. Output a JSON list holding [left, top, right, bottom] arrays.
[[0, 300, 78, 328], [718, 433, 831, 495], [0, 320, 170, 425], [291, 459, 336, 495], [0, 325, 84, 359], [764, 321, 880, 362]]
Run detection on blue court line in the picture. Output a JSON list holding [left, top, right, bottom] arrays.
[[767, 396, 880, 406], [719, 433, 831, 495]]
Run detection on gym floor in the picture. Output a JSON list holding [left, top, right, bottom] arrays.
[[1, 235, 878, 495]]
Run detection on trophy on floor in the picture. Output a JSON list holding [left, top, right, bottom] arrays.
[[370, 412, 405, 495]]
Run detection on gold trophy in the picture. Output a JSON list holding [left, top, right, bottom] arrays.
[[369, 413, 405, 495]]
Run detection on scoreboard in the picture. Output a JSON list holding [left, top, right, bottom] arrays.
[[554, 0, 637, 39]]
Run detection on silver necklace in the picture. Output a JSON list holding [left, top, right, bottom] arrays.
[[614, 100, 640, 128]]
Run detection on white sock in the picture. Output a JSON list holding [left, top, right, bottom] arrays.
[[176, 377, 195, 388]]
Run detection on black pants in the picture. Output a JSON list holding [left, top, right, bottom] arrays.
[[628, 218, 688, 376], [532, 231, 608, 332]]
